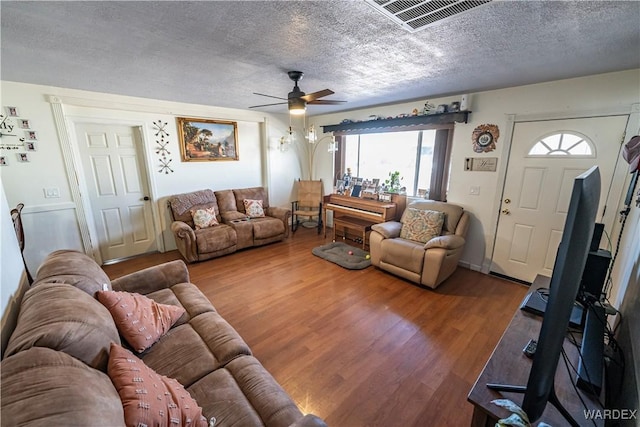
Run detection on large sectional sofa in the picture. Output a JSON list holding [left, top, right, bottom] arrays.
[[169, 187, 290, 263], [1, 250, 325, 427]]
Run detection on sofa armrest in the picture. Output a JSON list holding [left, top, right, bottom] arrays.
[[267, 206, 291, 222], [266, 206, 292, 237], [111, 260, 190, 294], [424, 235, 465, 250], [171, 221, 199, 263], [289, 414, 328, 427], [371, 221, 402, 239]]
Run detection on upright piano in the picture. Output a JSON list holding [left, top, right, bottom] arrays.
[[322, 194, 406, 237]]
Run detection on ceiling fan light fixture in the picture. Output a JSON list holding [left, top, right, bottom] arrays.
[[288, 97, 306, 115]]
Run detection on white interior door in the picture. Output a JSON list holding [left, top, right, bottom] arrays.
[[491, 116, 627, 283], [76, 123, 157, 262]]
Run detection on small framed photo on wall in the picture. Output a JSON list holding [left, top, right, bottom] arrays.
[[20, 119, 31, 129], [26, 141, 37, 151], [5, 106, 19, 117], [18, 153, 29, 162], [26, 130, 38, 140], [0, 156, 8, 166]]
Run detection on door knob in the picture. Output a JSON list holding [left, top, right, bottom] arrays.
[[501, 209, 510, 215], [504, 198, 511, 204], [143, 196, 150, 201]]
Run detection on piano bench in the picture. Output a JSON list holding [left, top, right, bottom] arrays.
[[333, 216, 375, 250]]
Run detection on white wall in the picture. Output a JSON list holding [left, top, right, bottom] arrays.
[[0, 82, 294, 270], [1, 70, 638, 314], [313, 69, 640, 307]]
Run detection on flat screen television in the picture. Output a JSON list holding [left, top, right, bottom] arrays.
[[488, 165, 601, 426]]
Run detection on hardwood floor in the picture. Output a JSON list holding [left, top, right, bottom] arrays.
[[102, 228, 528, 427]]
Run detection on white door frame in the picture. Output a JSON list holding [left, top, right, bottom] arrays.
[[48, 96, 164, 265], [484, 103, 640, 274]]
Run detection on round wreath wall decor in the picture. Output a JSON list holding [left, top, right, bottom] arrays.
[[472, 124, 499, 153]]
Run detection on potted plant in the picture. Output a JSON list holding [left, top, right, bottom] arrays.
[[384, 171, 402, 193]]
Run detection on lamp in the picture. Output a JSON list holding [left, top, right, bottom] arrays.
[[280, 120, 336, 179], [288, 97, 306, 116], [306, 125, 317, 143], [279, 126, 295, 152], [305, 128, 337, 179]]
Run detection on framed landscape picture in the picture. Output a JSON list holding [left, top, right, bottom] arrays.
[[177, 117, 239, 162]]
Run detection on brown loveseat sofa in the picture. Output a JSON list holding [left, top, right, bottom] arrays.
[[1, 250, 325, 427], [169, 187, 290, 263]]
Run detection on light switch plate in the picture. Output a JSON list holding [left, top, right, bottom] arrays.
[[44, 187, 60, 198]]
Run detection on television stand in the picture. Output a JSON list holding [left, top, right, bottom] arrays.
[[467, 275, 603, 427], [485, 383, 579, 427]]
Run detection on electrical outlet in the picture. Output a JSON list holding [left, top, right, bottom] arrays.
[[469, 186, 480, 196], [44, 187, 60, 198]]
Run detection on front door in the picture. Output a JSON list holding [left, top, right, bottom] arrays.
[[75, 123, 157, 263], [491, 116, 627, 283]]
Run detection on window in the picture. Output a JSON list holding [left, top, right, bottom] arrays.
[[528, 132, 595, 157], [337, 127, 452, 200]]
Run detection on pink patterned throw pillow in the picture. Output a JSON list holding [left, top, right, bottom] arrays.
[[191, 206, 219, 229], [243, 199, 265, 218], [97, 290, 185, 353], [108, 343, 208, 427]]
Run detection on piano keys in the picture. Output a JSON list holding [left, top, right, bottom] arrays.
[[322, 194, 406, 237]]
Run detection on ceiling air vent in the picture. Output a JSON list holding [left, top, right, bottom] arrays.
[[365, 0, 493, 32]]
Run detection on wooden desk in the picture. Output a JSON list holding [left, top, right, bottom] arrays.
[[467, 275, 603, 426]]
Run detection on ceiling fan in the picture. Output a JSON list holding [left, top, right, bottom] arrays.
[[249, 71, 345, 115]]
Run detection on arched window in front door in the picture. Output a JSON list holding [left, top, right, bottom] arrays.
[[528, 132, 595, 157]]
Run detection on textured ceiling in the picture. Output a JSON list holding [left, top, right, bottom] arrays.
[[1, 1, 639, 116]]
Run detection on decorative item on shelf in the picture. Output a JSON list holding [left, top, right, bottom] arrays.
[[176, 117, 239, 162], [449, 101, 460, 112], [460, 94, 470, 111], [423, 101, 436, 115], [384, 171, 402, 193], [472, 124, 500, 153], [436, 104, 448, 114], [362, 181, 379, 200], [152, 119, 173, 174]]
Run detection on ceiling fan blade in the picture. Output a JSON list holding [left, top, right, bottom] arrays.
[[307, 99, 347, 105], [249, 102, 288, 108], [301, 89, 334, 102], [253, 92, 288, 101]]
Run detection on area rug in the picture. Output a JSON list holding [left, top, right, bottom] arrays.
[[312, 242, 371, 270]]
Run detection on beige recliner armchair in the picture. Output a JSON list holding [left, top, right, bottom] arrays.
[[369, 200, 470, 289]]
